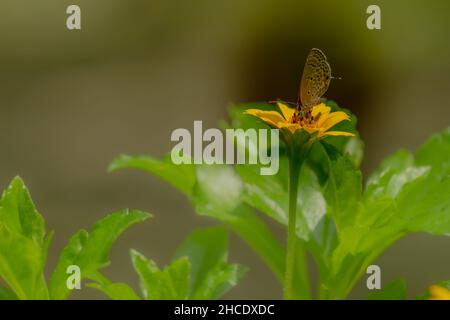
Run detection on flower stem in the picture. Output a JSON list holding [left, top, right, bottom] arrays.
[[284, 148, 302, 300]]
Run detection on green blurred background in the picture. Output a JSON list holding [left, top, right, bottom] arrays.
[[0, 0, 449, 299]]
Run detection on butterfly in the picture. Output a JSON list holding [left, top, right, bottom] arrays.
[[298, 48, 332, 110], [272, 48, 335, 113]]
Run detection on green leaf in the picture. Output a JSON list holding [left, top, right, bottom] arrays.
[[235, 160, 288, 226], [343, 135, 364, 168], [368, 278, 407, 300], [324, 150, 423, 298], [0, 285, 17, 300], [86, 271, 141, 300], [131, 250, 190, 300], [0, 177, 49, 299], [128, 227, 246, 300], [415, 127, 450, 171], [326, 128, 450, 299], [235, 154, 327, 245], [324, 154, 362, 234], [210, 204, 286, 288], [109, 154, 196, 196], [49, 209, 151, 300], [360, 129, 450, 236], [191, 164, 286, 291], [173, 227, 247, 299], [401, 128, 450, 235], [88, 282, 140, 300], [0, 176, 45, 247], [0, 226, 44, 299], [365, 149, 416, 200], [192, 165, 243, 218]]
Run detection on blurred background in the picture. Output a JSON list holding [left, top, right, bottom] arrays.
[[0, 0, 449, 299]]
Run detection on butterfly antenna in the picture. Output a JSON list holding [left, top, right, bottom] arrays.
[[268, 100, 297, 106], [331, 75, 343, 80]]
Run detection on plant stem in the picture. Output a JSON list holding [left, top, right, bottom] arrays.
[[284, 149, 301, 299]]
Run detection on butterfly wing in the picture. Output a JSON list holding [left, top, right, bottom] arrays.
[[299, 48, 331, 109]]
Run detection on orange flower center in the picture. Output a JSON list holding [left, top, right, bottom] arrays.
[[290, 109, 322, 128]]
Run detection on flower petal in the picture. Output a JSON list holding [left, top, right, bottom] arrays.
[[429, 285, 450, 300], [277, 102, 295, 121], [318, 131, 355, 138], [311, 103, 331, 117], [302, 126, 320, 134], [244, 109, 285, 128], [318, 111, 350, 131], [278, 122, 301, 134]]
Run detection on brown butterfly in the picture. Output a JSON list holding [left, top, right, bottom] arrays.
[[298, 48, 332, 110], [272, 48, 336, 112]]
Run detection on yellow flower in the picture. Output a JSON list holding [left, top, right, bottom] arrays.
[[429, 285, 450, 300], [244, 102, 354, 138]]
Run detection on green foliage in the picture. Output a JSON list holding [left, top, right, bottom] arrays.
[[368, 279, 407, 300], [109, 154, 196, 197], [325, 129, 450, 298], [1, 99, 447, 300], [0, 177, 49, 299], [109, 153, 297, 296], [174, 227, 247, 299], [110, 98, 450, 300], [0, 176, 151, 300], [130, 252, 190, 300], [49, 209, 150, 299], [91, 226, 247, 300]]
